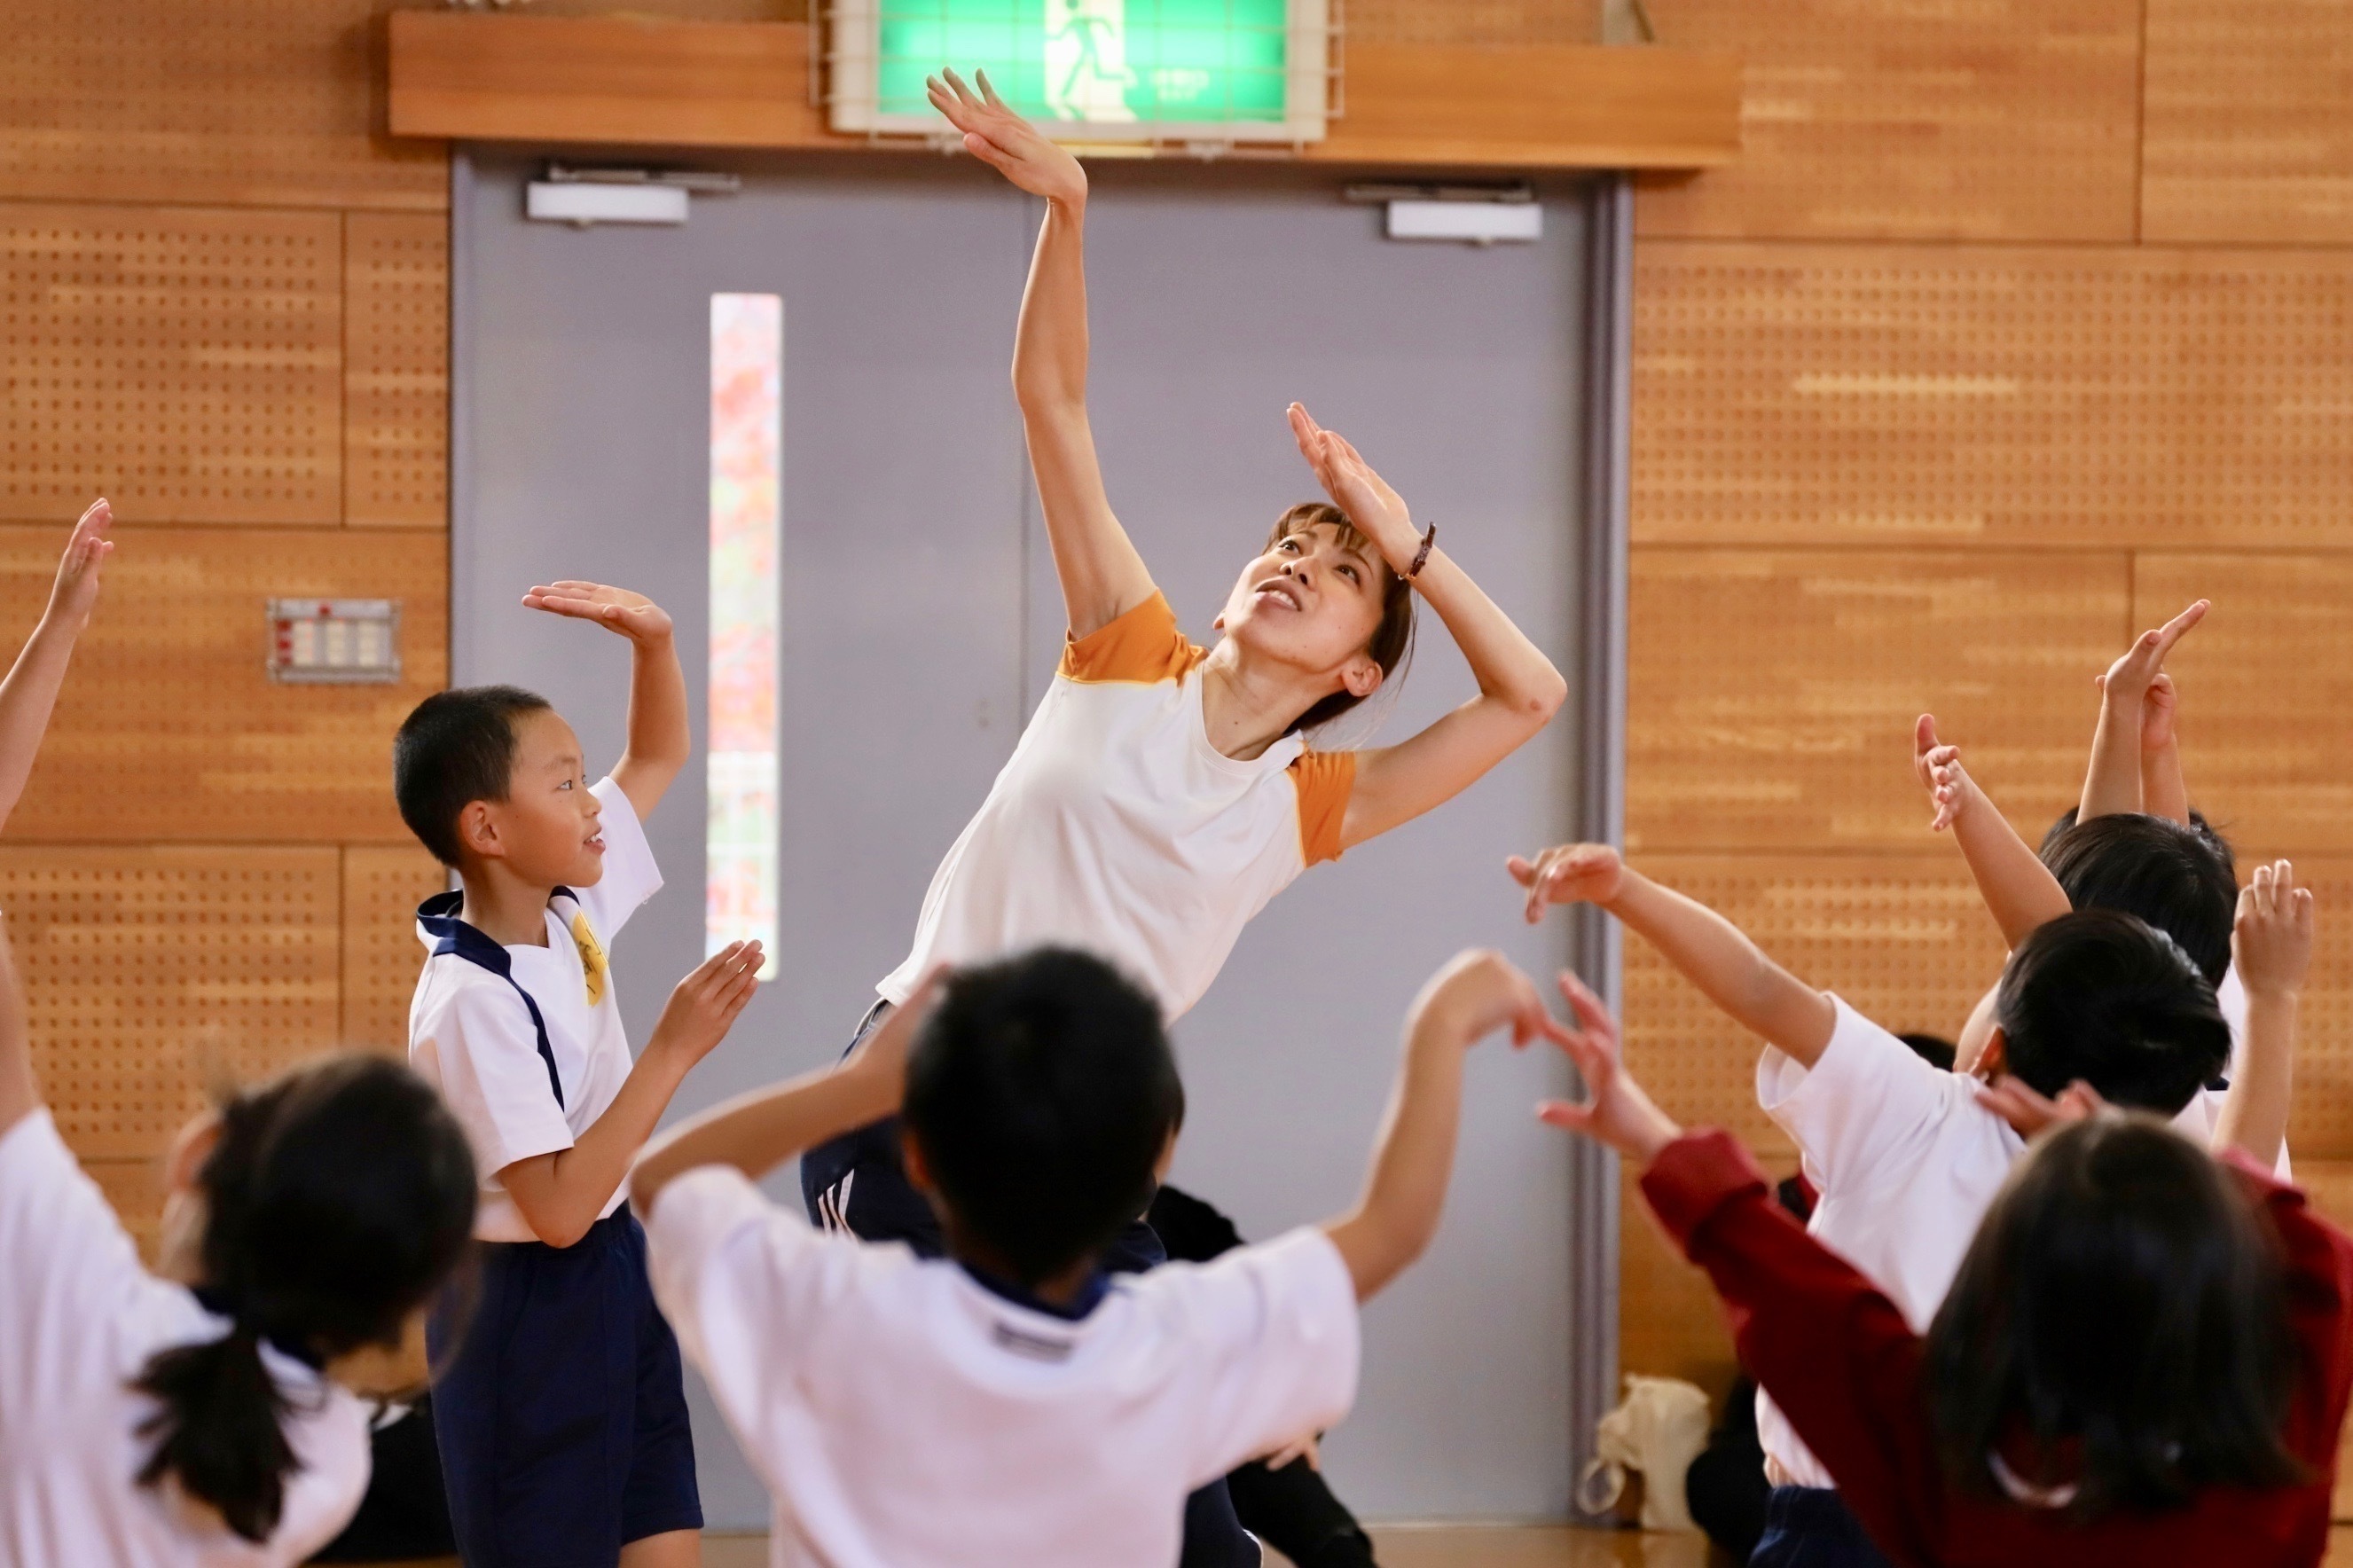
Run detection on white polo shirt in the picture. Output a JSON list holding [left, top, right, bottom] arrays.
[[644, 1164, 1361, 1568], [407, 775, 663, 1243], [0, 1109, 372, 1567], [1753, 995, 2027, 1491]]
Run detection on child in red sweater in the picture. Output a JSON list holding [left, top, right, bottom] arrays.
[[1537, 972, 2353, 1568]]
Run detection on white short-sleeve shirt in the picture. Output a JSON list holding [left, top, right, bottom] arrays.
[[1753, 995, 2027, 1490], [406, 775, 663, 1242], [0, 1110, 372, 1567], [643, 1164, 1361, 1568]]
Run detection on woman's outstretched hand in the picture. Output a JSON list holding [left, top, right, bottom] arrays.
[[927, 68, 1088, 207], [1534, 971, 1682, 1166], [1288, 403, 1417, 564]]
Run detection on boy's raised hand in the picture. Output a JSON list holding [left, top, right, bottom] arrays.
[[2235, 858, 2316, 1000], [1913, 714, 1980, 833], [1534, 971, 1681, 1166], [1408, 948, 1577, 1052], [647, 940, 765, 1069], [842, 966, 946, 1105], [47, 499, 114, 632], [1507, 843, 1625, 924], [2097, 599, 2207, 703], [522, 581, 674, 647], [926, 68, 1087, 207]]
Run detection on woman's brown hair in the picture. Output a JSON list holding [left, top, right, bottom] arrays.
[[1267, 501, 1416, 736]]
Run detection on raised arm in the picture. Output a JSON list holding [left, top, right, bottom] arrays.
[[2137, 674, 2191, 827], [1915, 715, 2069, 948], [2214, 860, 2313, 1170], [519, 582, 688, 820], [0, 501, 114, 835], [1282, 411, 1565, 846], [1322, 951, 1568, 1301], [2079, 600, 2205, 822], [927, 70, 1152, 638], [1511, 843, 1836, 1067], [0, 909, 34, 1139]]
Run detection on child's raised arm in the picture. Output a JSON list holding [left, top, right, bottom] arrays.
[[2214, 860, 2314, 1170], [520, 582, 689, 821], [1321, 950, 1571, 1301], [1510, 843, 1837, 1067], [928, 70, 1153, 639], [2138, 673, 2191, 827], [2079, 600, 2205, 822], [1914, 714, 2068, 948], [0, 500, 114, 835]]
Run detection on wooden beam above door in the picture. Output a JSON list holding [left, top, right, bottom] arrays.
[[385, 12, 1740, 172]]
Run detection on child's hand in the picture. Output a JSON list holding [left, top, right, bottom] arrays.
[[2141, 672, 2177, 755], [522, 581, 675, 648], [647, 940, 765, 1068], [843, 967, 945, 1104], [1534, 971, 1682, 1165], [2095, 599, 2207, 703], [1507, 843, 1624, 924], [926, 68, 1088, 207], [2234, 858, 2315, 1001], [1409, 949, 1575, 1051], [1912, 714, 1980, 833], [1977, 1076, 2106, 1140], [45, 499, 114, 632]]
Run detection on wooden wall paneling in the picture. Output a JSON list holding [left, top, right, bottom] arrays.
[[1627, 549, 2126, 853], [8, 847, 341, 1161], [2131, 556, 2353, 857], [1345, 0, 1599, 47], [1, 205, 344, 527], [0, 1, 443, 211], [1632, 0, 2139, 242], [1620, 1175, 1740, 1398], [2143, 0, 2353, 246], [1632, 245, 2353, 551], [85, 1158, 167, 1260], [345, 213, 450, 529], [342, 845, 445, 1052], [0, 526, 446, 843]]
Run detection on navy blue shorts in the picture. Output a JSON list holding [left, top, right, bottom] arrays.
[[428, 1204, 701, 1568], [1751, 1486, 1896, 1568]]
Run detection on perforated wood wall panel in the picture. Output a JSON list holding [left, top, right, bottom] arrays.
[[342, 846, 445, 1053], [1, 206, 344, 527], [1633, 245, 2353, 551], [1627, 550, 2125, 853], [2129, 556, 2353, 858], [1620, 1174, 1739, 1398], [8, 848, 341, 1160], [2143, 0, 2353, 245], [1634, 0, 2138, 242], [346, 213, 450, 529], [0, 1, 443, 211], [85, 1158, 167, 1261], [1345, 0, 1597, 46], [0, 526, 446, 843]]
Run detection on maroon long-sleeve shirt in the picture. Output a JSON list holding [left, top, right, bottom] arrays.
[[1642, 1129, 2353, 1568]]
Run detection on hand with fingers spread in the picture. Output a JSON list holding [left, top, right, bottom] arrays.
[[47, 499, 114, 633], [1533, 970, 1682, 1167], [647, 940, 766, 1070], [2235, 858, 2316, 1002], [1286, 403, 1419, 568], [925, 68, 1088, 207], [1976, 1076, 2106, 1141], [1506, 843, 1626, 925], [522, 581, 675, 648], [1912, 714, 1983, 834]]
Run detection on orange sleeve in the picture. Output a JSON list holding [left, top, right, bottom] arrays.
[[1059, 593, 1207, 685], [1289, 749, 1358, 867]]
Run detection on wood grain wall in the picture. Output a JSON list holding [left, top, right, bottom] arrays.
[[1621, 0, 2353, 1407], [2, 0, 448, 1250]]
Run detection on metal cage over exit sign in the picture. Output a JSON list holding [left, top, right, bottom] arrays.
[[268, 599, 402, 684], [826, 0, 1334, 145]]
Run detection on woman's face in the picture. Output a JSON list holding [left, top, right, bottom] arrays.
[[1216, 522, 1388, 695]]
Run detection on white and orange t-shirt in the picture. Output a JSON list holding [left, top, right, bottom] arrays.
[[877, 592, 1355, 1020]]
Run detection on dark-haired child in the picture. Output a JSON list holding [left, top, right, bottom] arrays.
[[631, 945, 1571, 1567], [394, 582, 765, 1568], [1511, 841, 2313, 1568], [0, 906, 479, 1566], [1540, 984, 2353, 1568]]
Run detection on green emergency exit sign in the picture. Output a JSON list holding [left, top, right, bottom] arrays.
[[828, 1, 1332, 144]]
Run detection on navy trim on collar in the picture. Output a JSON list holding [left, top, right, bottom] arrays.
[[417, 890, 566, 1109], [958, 1260, 1111, 1322]]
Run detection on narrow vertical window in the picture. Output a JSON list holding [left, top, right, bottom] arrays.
[[708, 293, 781, 975]]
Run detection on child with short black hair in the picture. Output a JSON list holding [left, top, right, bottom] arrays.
[[394, 581, 765, 1568], [629, 944, 1575, 1568]]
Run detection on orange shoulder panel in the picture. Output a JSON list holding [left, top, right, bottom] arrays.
[[1058, 592, 1206, 685], [1289, 748, 1358, 867]]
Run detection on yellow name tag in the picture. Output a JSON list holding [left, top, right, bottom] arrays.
[[571, 912, 608, 1008]]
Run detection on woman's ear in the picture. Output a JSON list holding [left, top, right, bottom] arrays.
[[1340, 655, 1384, 701]]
